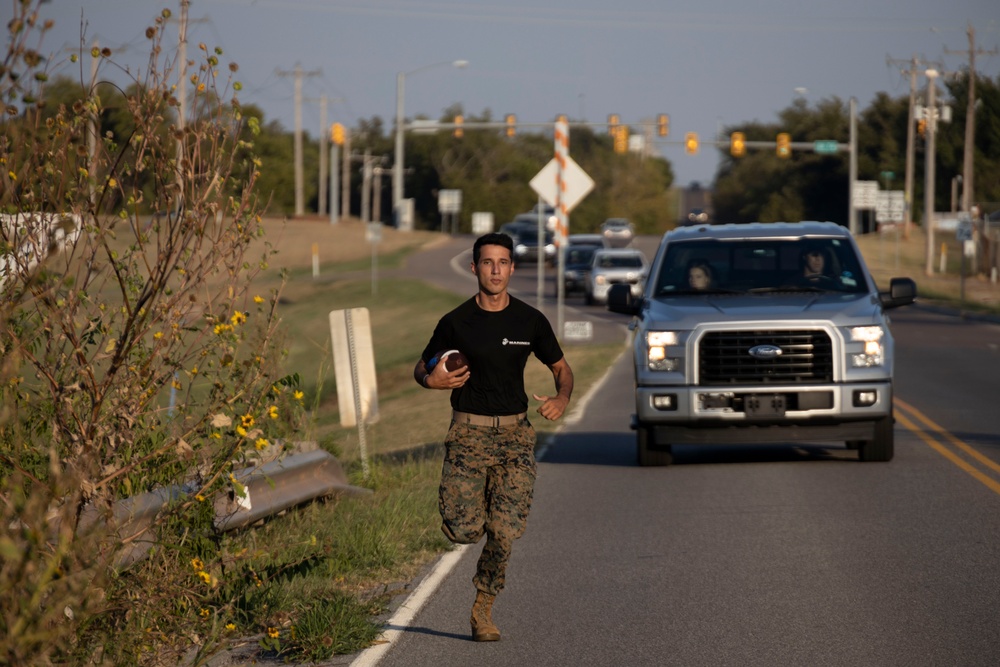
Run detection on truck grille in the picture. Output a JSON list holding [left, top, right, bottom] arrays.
[[699, 330, 833, 384]]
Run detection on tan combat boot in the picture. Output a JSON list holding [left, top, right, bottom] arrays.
[[470, 590, 501, 642]]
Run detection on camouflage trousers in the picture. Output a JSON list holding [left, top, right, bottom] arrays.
[[439, 419, 537, 596]]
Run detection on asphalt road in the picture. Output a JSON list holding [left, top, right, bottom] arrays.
[[363, 235, 1000, 667]]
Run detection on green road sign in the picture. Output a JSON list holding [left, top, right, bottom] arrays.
[[814, 140, 839, 154]]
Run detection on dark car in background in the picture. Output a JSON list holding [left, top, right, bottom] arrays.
[[500, 219, 555, 266], [567, 233, 606, 249], [561, 244, 599, 295]]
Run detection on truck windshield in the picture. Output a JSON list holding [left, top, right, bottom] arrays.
[[654, 238, 868, 295]]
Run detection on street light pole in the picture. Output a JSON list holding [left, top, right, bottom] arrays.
[[392, 60, 468, 230]]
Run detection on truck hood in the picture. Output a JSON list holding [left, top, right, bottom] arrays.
[[641, 292, 881, 328]]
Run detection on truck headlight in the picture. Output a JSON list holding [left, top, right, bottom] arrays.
[[595, 275, 607, 285], [849, 325, 884, 367], [647, 331, 680, 371]]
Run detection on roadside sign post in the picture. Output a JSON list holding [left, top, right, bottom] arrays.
[[957, 215, 973, 303], [530, 120, 594, 338]]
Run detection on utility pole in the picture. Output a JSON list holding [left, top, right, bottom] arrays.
[[945, 23, 998, 215], [318, 95, 327, 216], [87, 39, 99, 206], [887, 54, 940, 239], [924, 69, 939, 276], [277, 64, 321, 216], [175, 0, 189, 211], [167, 1, 208, 214], [341, 129, 351, 220]]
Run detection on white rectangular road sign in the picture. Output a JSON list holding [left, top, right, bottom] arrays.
[[875, 191, 905, 223], [853, 180, 879, 210], [529, 157, 595, 213]]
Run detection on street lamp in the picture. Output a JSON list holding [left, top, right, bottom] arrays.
[[393, 59, 468, 230]]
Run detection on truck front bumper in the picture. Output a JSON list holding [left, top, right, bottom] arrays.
[[634, 381, 892, 444]]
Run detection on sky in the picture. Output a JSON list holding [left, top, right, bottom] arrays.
[[14, 0, 1000, 189]]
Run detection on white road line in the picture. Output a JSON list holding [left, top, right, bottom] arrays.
[[349, 545, 470, 667]]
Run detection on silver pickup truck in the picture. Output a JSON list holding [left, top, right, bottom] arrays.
[[608, 221, 916, 465]]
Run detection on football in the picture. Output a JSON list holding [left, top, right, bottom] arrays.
[[429, 349, 469, 373]]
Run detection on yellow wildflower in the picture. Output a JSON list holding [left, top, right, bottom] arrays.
[[268, 405, 278, 419], [172, 380, 182, 390], [195, 493, 206, 501], [294, 391, 304, 401], [190, 558, 204, 570], [198, 571, 211, 584], [8, 171, 16, 181], [253, 295, 264, 304], [231, 311, 247, 326], [200, 608, 210, 618], [209, 433, 221, 440], [226, 623, 236, 631], [236, 425, 247, 437], [255, 437, 268, 451], [267, 627, 279, 639], [241, 413, 255, 428], [108, 177, 117, 188]]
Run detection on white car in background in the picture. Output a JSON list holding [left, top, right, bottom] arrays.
[[584, 248, 647, 305]]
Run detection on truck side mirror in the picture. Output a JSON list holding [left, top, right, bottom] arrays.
[[607, 283, 640, 315], [879, 277, 917, 309]]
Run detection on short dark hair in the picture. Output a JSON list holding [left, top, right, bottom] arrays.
[[473, 233, 513, 264]]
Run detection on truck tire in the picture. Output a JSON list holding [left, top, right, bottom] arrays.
[[637, 426, 673, 466], [858, 413, 894, 462]]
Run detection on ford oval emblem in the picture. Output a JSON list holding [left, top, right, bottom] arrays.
[[748, 344, 783, 359]]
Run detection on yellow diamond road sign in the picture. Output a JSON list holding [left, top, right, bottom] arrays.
[[529, 157, 595, 213]]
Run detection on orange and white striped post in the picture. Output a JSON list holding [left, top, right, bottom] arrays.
[[553, 118, 570, 248], [554, 118, 569, 335]]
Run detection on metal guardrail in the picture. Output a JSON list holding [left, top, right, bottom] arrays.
[[76, 448, 370, 569], [214, 448, 370, 531]]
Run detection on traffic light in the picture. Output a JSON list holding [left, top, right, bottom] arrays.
[[684, 132, 698, 155], [776, 132, 791, 158], [614, 125, 629, 154], [505, 114, 516, 138], [730, 131, 746, 157], [330, 122, 345, 146], [608, 113, 620, 133], [917, 118, 927, 137], [657, 113, 669, 137], [454, 114, 463, 138]]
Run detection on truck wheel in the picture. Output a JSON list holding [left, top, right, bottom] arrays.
[[858, 414, 894, 462], [637, 426, 673, 466]]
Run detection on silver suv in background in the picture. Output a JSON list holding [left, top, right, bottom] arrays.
[[600, 218, 635, 247], [609, 221, 916, 466], [585, 248, 647, 305]]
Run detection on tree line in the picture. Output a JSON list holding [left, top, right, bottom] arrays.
[[21, 64, 1000, 235]]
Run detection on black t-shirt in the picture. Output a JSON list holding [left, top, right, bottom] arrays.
[[421, 295, 564, 416]]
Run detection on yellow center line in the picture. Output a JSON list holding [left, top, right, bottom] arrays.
[[895, 396, 1000, 475], [894, 399, 1000, 497]]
